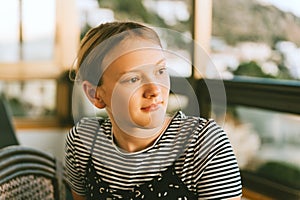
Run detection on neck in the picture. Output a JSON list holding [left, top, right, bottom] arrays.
[[111, 117, 170, 153]]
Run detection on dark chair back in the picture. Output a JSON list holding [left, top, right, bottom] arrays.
[[0, 145, 65, 199], [0, 95, 19, 148]]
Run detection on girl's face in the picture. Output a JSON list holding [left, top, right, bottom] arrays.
[[98, 39, 170, 131]]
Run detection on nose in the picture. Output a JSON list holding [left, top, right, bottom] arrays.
[[143, 82, 161, 99]]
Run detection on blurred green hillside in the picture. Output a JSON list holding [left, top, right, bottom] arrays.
[[96, 0, 300, 47], [212, 0, 300, 47]]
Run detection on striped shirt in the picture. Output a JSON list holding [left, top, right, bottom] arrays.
[[65, 111, 242, 199]]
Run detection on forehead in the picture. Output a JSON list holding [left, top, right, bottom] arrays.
[[103, 39, 164, 74]]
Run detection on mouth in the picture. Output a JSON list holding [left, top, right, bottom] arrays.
[[141, 102, 163, 112]]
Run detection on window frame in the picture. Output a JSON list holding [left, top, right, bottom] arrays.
[[196, 78, 300, 118]]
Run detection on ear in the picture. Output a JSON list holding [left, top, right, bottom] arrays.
[[82, 81, 106, 109]]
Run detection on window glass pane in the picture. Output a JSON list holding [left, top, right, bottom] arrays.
[[0, 80, 57, 117], [22, 0, 55, 60], [214, 106, 300, 192], [210, 0, 300, 81], [0, 0, 55, 62], [0, 0, 19, 62]]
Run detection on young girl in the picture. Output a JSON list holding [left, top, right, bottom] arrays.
[[65, 21, 242, 200]]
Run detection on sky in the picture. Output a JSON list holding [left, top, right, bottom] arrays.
[[257, 0, 300, 17]]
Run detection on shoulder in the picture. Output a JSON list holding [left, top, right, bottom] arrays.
[[68, 117, 105, 136], [66, 117, 108, 149], [172, 112, 242, 198], [174, 111, 230, 154], [174, 111, 224, 138]]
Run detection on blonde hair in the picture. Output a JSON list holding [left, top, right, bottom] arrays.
[[76, 21, 162, 86]]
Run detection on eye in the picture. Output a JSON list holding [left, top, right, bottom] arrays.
[[157, 67, 168, 75], [128, 77, 140, 83], [121, 75, 141, 84]]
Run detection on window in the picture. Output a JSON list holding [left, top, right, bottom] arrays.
[[210, 0, 300, 81], [207, 0, 300, 198], [0, 0, 19, 62], [0, 80, 56, 117], [0, 0, 55, 62], [0, 0, 58, 126], [0, 0, 79, 128]]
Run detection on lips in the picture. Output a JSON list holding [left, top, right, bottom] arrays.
[[141, 102, 162, 112]]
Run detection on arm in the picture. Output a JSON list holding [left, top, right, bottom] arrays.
[[228, 197, 241, 200], [198, 196, 241, 200], [194, 119, 243, 199], [72, 190, 87, 200], [65, 124, 89, 200]]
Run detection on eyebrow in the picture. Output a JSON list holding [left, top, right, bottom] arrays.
[[155, 58, 167, 65], [119, 58, 167, 75]]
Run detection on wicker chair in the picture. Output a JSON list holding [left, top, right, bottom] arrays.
[[0, 145, 65, 200]]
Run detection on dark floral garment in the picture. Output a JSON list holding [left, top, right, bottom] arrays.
[[85, 158, 198, 200]]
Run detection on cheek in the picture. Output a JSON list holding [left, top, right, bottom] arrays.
[[111, 84, 138, 117], [112, 88, 131, 107], [128, 90, 142, 111]]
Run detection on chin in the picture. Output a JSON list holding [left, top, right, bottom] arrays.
[[135, 109, 166, 129]]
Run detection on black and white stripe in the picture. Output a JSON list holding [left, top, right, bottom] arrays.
[[65, 111, 242, 199]]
